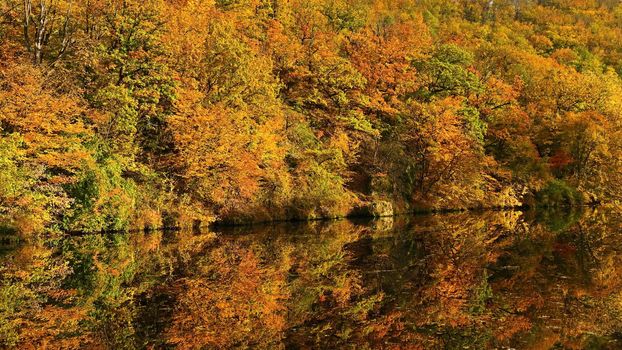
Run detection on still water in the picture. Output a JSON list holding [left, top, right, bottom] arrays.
[[1, 209, 621, 349]]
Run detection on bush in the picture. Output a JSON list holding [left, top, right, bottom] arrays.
[[536, 180, 583, 207]]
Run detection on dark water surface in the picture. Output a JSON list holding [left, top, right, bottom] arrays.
[[1, 208, 622, 349]]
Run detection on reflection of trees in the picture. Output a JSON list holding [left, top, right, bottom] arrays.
[[283, 221, 388, 348], [0, 242, 86, 349], [483, 208, 622, 349], [2, 209, 622, 348], [0, 230, 214, 349], [166, 241, 291, 349]]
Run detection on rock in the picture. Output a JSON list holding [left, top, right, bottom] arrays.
[[351, 200, 394, 218], [370, 201, 394, 217]]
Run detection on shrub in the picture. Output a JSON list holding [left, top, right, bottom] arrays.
[[536, 180, 583, 207]]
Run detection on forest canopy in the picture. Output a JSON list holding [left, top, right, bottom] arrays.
[[2, 0, 622, 234]]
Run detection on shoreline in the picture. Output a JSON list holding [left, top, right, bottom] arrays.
[[28, 203, 601, 238]]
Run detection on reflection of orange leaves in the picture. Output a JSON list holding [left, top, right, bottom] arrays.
[[364, 311, 404, 341], [526, 333, 560, 350], [4, 259, 95, 349], [429, 277, 471, 327], [167, 244, 289, 349], [515, 292, 544, 312], [549, 150, 573, 170], [494, 315, 531, 341], [553, 242, 577, 257], [333, 276, 363, 306]]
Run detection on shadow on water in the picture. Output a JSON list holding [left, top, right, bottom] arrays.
[[0, 225, 20, 257], [1, 208, 622, 349]]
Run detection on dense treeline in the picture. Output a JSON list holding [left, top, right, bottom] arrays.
[[2, 0, 622, 234]]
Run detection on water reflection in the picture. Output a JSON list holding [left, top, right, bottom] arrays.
[[1, 208, 621, 349]]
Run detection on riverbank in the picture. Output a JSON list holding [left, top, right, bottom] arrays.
[[53, 201, 603, 237]]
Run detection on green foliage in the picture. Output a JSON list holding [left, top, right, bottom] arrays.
[[0, 135, 31, 218], [64, 154, 137, 233], [469, 270, 493, 315], [414, 44, 483, 100], [0, 133, 72, 235], [322, 0, 367, 31], [90, 85, 139, 162], [460, 106, 487, 143], [287, 121, 354, 219], [85, 0, 176, 159], [536, 180, 583, 208], [0, 283, 33, 346]]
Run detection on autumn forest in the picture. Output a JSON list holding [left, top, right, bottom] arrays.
[[2, 0, 622, 233], [4, 1, 622, 349]]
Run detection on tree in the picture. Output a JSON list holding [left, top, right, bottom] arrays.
[[0, 61, 91, 234], [81, 0, 175, 165], [401, 97, 487, 207], [165, 7, 289, 220], [18, 0, 76, 64]]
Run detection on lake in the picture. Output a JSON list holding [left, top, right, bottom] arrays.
[[1, 208, 621, 349]]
